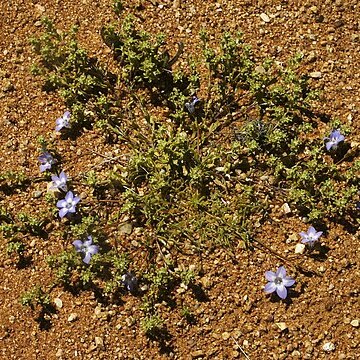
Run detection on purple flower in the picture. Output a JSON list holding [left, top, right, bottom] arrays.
[[55, 111, 71, 132], [38, 152, 57, 173], [122, 272, 138, 292], [185, 96, 200, 114], [56, 191, 80, 218], [264, 266, 295, 299], [325, 129, 345, 151], [299, 226, 323, 247], [50, 171, 68, 192], [72, 236, 99, 264]]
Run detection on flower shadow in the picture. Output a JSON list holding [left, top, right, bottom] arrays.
[[308, 244, 330, 261]]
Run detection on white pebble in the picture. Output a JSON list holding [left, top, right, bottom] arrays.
[[322, 342, 335, 352], [260, 13, 270, 23], [295, 243, 306, 254], [67, 313, 78, 322]]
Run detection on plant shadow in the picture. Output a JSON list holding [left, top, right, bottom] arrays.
[[35, 303, 58, 331]]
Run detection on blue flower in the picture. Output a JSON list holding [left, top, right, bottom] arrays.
[[55, 111, 71, 132], [325, 129, 345, 151], [299, 226, 323, 247], [38, 152, 57, 173], [73, 236, 99, 264], [264, 266, 295, 299], [50, 171, 68, 192], [122, 272, 138, 292], [56, 191, 80, 218], [185, 96, 200, 114]]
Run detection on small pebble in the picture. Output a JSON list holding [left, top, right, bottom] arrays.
[[32, 190, 42, 199], [255, 65, 266, 74], [322, 342, 335, 352], [94, 336, 104, 349], [119, 222, 133, 235], [221, 331, 230, 340], [191, 350, 205, 359], [295, 243, 305, 254], [54, 298, 63, 309], [34, 4, 46, 13], [275, 322, 287, 331], [281, 203, 291, 214], [67, 313, 78, 322], [309, 71, 322, 79], [288, 233, 298, 242], [260, 13, 270, 23], [55, 349, 63, 357], [350, 319, 359, 327]]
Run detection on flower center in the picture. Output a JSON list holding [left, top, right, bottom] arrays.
[[274, 277, 283, 285], [66, 201, 73, 209]]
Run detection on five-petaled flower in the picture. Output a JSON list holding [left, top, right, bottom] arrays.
[[72, 236, 99, 264], [264, 266, 295, 299], [299, 226, 323, 247], [38, 151, 57, 173], [325, 129, 345, 151], [50, 171, 68, 192], [56, 191, 80, 218], [55, 111, 71, 132], [185, 95, 200, 114]]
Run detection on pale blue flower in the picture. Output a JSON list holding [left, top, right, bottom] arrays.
[[56, 191, 80, 218], [299, 226, 323, 247], [264, 266, 295, 299], [39, 152, 57, 173], [73, 236, 99, 264], [122, 272, 138, 292], [325, 129, 345, 151], [185, 96, 200, 114], [50, 171, 68, 192], [55, 111, 71, 132]]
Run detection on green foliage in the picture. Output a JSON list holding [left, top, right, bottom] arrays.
[[101, 15, 170, 86], [113, 0, 124, 15], [0, 171, 29, 190], [140, 314, 164, 338], [24, 12, 359, 343], [68, 216, 101, 239], [6, 239, 26, 256], [20, 286, 51, 310], [17, 213, 47, 236], [0, 210, 49, 239], [143, 266, 176, 301], [180, 306, 195, 323], [47, 246, 131, 295], [30, 18, 109, 102], [201, 30, 253, 93], [103, 251, 130, 295], [30, 17, 116, 132], [46, 250, 78, 285]]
